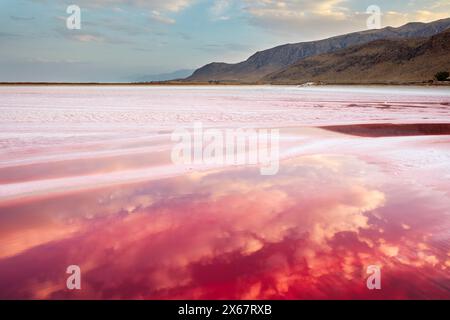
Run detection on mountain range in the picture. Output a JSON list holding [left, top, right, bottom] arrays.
[[135, 69, 195, 82], [185, 18, 450, 84], [265, 28, 450, 84]]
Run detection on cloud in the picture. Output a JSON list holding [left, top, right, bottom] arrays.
[[72, 34, 105, 43], [43, 0, 195, 25], [27, 58, 85, 64], [382, 9, 450, 27], [0, 32, 22, 38], [210, 0, 232, 21], [242, 0, 450, 40], [150, 10, 176, 24], [197, 42, 251, 53], [244, 0, 350, 22], [242, 0, 363, 39], [55, 27, 133, 45], [55, 0, 195, 12], [82, 17, 153, 36], [10, 15, 35, 21]]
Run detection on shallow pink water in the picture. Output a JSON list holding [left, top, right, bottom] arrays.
[[0, 86, 449, 299]]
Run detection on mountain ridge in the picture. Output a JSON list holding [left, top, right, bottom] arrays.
[[186, 18, 450, 82], [263, 28, 450, 84], [135, 69, 195, 82]]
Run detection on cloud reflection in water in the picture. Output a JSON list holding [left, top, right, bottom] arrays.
[[0, 155, 449, 299]]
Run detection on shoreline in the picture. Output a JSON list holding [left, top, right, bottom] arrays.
[[1, 81, 450, 87]]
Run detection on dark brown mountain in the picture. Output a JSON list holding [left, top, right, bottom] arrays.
[[186, 18, 450, 82], [263, 28, 450, 84]]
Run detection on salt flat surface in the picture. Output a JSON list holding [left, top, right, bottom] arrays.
[[0, 85, 449, 200]]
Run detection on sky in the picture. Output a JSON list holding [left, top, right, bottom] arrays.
[[0, 0, 449, 82]]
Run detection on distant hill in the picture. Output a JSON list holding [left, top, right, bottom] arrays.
[[186, 18, 450, 82], [136, 69, 195, 82], [263, 28, 450, 84]]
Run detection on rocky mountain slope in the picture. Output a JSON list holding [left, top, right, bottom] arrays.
[[263, 28, 450, 84], [186, 18, 450, 82]]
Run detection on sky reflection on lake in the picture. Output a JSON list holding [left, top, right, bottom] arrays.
[[0, 86, 449, 299], [0, 154, 449, 299]]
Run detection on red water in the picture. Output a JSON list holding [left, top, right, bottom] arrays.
[[0, 86, 449, 299], [0, 154, 449, 299]]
